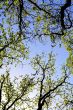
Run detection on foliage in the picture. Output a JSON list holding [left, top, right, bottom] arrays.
[[0, 23, 28, 67], [0, 1, 73, 109], [0, 71, 34, 110], [0, 0, 73, 73], [0, 53, 73, 110], [31, 53, 73, 110]]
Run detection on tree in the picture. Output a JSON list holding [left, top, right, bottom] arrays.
[[31, 53, 73, 110], [0, 71, 34, 110], [0, 1, 73, 109], [0, 0, 73, 72], [0, 0, 29, 67], [0, 23, 28, 67], [0, 53, 73, 110], [1, 0, 72, 40]]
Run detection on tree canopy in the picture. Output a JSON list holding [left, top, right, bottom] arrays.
[[0, 71, 34, 110], [0, 53, 73, 110], [0, 0, 73, 72], [0, 0, 73, 110]]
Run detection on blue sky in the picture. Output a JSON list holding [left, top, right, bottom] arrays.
[[0, 1, 73, 110], [6, 37, 69, 79], [0, 0, 72, 82]]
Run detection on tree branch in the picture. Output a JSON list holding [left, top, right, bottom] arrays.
[[37, 75, 68, 110], [0, 75, 5, 104], [61, 0, 71, 29], [18, 0, 23, 33], [28, 0, 54, 18]]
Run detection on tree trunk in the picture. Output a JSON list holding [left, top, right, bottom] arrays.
[[37, 104, 42, 110]]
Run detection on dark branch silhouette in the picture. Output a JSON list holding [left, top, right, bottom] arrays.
[[0, 75, 5, 104], [61, 0, 72, 29], [19, 0, 23, 33], [37, 75, 68, 110]]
